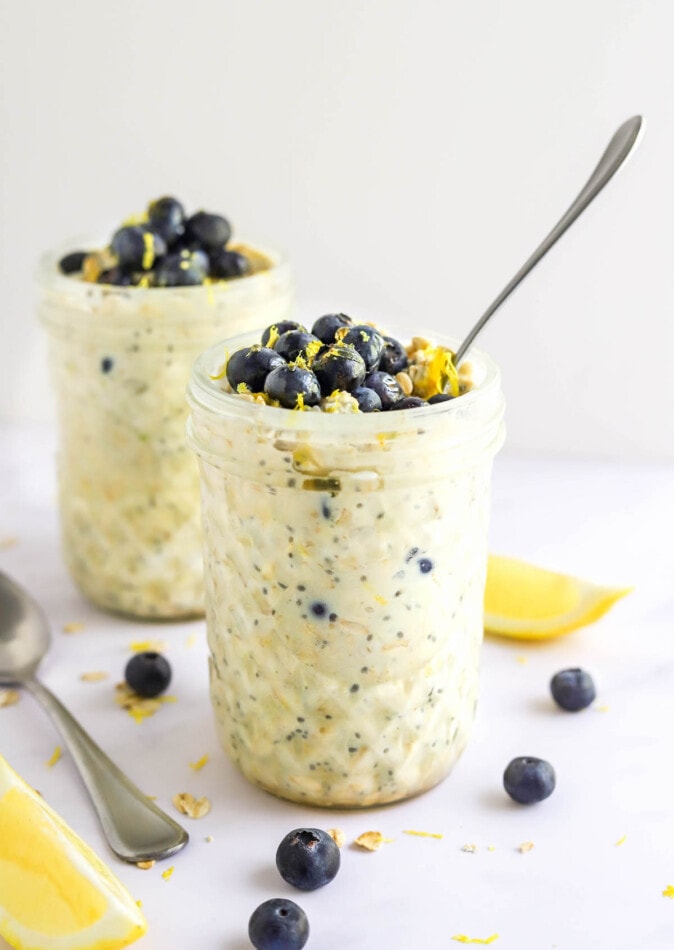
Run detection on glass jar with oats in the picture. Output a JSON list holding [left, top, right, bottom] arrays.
[[187, 319, 505, 806]]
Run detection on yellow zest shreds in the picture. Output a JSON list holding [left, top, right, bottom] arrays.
[[294, 393, 306, 411], [595, 703, 611, 713], [46, 747, 62, 768], [237, 382, 251, 394], [189, 755, 209, 772], [0, 536, 18, 549], [304, 339, 323, 362], [487, 845, 496, 852], [452, 935, 499, 945], [662, 885, 674, 898], [403, 829, 443, 840], [172, 792, 211, 818], [209, 349, 230, 381], [62, 622, 85, 634], [518, 841, 534, 853], [354, 831, 393, 851], [122, 211, 149, 226], [0, 690, 20, 708], [614, 834, 627, 846], [411, 344, 460, 399], [161, 866, 175, 881], [266, 325, 280, 348], [185, 632, 197, 648], [515, 655, 529, 665], [327, 828, 345, 848], [136, 860, 155, 870], [461, 843, 478, 853], [80, 671, 109, 682], [115, 682, 177, 723], [129, 639, 167, 653]]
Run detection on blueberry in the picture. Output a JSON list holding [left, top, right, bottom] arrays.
[[339, 325, 384, 371], [264, 364, 321, 409], [184, 210, 231, 250], [111, 226, 166, 271], [154, 249, 209, 287], [58, 250, 88, 275], [97, 267, 134, 286], [503, 756, 556, 804], [261, 321, 306, 347], [248, 898, 309, 950], [351, 386, 382, 412], [391, 396, 427, 410], [550, 668, 596, 712], [124, 651, 172, 698], [275, 828, 340, 890], [273, 330, 322, 364], [312, 343, 367, 394], [209, 247, 249, 279], [311, 312, 353, 344], [362, 371, 404, 410], [428, 393, 455, 404], [226, 345, 286, 392], [147, 196, 186, 247], [379, 335, 409, 374]]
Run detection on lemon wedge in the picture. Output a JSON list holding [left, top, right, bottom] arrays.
[[484, 554, 631, 640], [0, 754, 147, 950]]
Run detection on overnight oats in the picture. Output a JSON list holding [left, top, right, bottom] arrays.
[[187, 316, 505, 806], [38, 197, 294, 619]]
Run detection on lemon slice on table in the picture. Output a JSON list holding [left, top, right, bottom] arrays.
[[0, 754, 146, 950], [484, 555, 631, 640]]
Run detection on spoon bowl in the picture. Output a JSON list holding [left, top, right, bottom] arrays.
[[0, 572, 51, 682]]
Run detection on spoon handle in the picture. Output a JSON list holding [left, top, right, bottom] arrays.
[[453, 115, 643, 366], [24, 676, 188, 863]]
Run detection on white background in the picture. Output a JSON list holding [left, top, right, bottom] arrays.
[[1, 0, 673, 458]]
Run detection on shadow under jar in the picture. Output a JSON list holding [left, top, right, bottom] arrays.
[[187, 329, 505, 807], [38, 241, 294, 620]]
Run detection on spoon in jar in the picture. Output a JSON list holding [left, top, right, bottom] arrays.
[[0, 571, 189, 863], [452, 115, 643, 367]]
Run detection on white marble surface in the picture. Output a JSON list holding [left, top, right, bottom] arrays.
[[1, 421, 673, 950]]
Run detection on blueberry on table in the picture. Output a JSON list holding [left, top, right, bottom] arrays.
[[226, 345, 286, 392], [209, 247, 249, 279], [276, 828, 340, 890], [312, 343, 367, 394], [391, 396, 427, 410], [311, 312, 353, 344], [147, 195, 186, 247], [339, 324, 385, 371], [550, 668, 596, 711], [351, 386, 382, 412], [264, 365, 321, 409], [273, 330, 322, 364], [503, 756, 555, 804], [261, 321, 306, 347], [248, 898, 309, 950], [58, 250, 88, 275], [379, 335, 409, 374], [184, 210, 232, 249], [428, 393, 455, 404], [111, 226, 166, 271], [362, 371, 404, 409], [124, 651, 172, 698], [154, 249, 209, 286]]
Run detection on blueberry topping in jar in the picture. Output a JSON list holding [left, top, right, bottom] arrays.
[[379, 335, 409, 374], [351, 386, 382, 412], [312, 343, 367, 394], [209, 247, 249, 279], [97, 267, 134, 287], [339, 325, 384, 371], [428, 393, 455, 404], [147, 196, 186, 247], [362, 371, 404, 409], [58, 250, 88, 275], [391, 396, 427, 410], [261, 321, 306, 347], [226, 345, 286, 393], [154, 249, 209, 287], [311, 312, 353, 344], [273, 330, 322, 364], [184, 210, 232, 250], [111, 226, 166, 271], [264, 364, 321, 409]]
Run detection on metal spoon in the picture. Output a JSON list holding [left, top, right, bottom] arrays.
[[0, 571, 189, 863], [453, 115, 643, 366]]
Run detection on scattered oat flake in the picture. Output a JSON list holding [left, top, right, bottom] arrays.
[[46, 746, 62, 767], [662, 885, 674, 898], [136, 860, 155, 870], [403, 829, 443, 839], [461, 843, 478, 853], [0, 536, 18, 549], [519, 841, 534, 853], [161, 866, 174, 881], [173, 792, 211, 818], [354, 831, 391, 851], [115, 682, 176, 722], [62, 622, 85, 634], [80, 671, 109, 682], [129, 639, 167, 653], [189, 754, 209, 771], [452, 935, 499, 945], [205, 835, 214, 843], [0, 690, 20, 708], [615, 834, 627, 847], [327, 828, 345, 848]]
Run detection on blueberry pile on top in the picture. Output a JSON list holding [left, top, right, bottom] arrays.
[[58, 196, 271, 287], [221, 314, 473, 412]]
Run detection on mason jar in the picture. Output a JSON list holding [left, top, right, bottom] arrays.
[[38, 241, 294, 619], [187, 328, 505, 806]]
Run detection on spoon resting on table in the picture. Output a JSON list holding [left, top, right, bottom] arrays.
[[452, 115, 643, 367], [0, 571, 189, 863]]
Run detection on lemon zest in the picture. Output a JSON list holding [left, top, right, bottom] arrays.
[[294, 393, 306, 411], [615, 834, 627, 846], [129, 639, 167, 653], [141, 231, 155, 270], [452, 935, 499, 945], [662, 885, 674, 898], [208, 349, 230, 381], [237, 382, 251, 394], [304, 339, 323, 363], [161, 866, 175, 881], [46, 746, 62, 768], [266, 325, 280, 348], [189, 755, 209, 771], [403, 829, 443, 839]]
